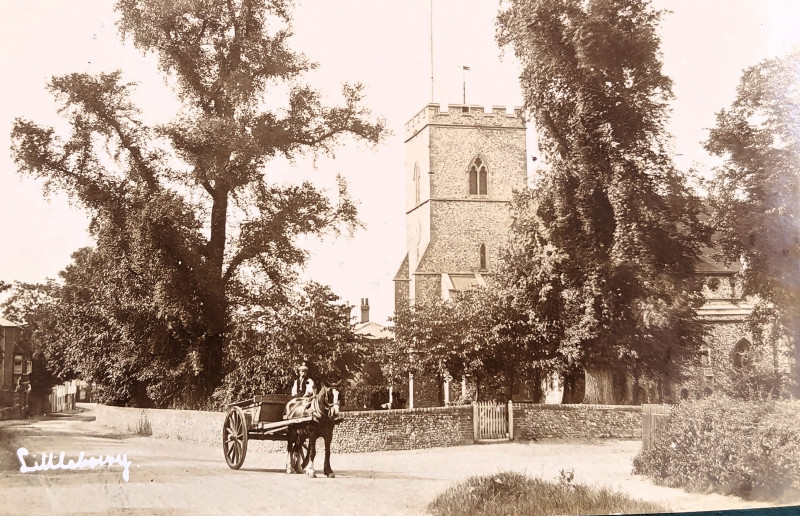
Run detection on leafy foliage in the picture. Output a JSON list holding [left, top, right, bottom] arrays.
[[633, 397, 800, 502], [391, 298, 466, 403], [391, 286, 561, 402], [212, 282, 363, 408], [706, 51, 800, 394], [496, 0, 707, 403], [0, 282, 61, 399], [10, 0, 385, 406], [428, 471, 666, 516]]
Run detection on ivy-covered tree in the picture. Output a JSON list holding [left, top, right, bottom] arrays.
[[706, 51, 800, 396], [11, 0, 385, 406], [497, 0, 707, 403]]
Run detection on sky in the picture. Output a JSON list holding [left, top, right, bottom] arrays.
[[1, 0, 799, 326]]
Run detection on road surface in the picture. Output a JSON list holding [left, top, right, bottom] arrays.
[[0, 407, 778, 515]]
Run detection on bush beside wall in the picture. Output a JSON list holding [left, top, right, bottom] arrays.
[[515, 404, 641, 440], [633, 398, 800, 501]]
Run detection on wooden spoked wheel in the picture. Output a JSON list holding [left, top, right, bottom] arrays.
[[223, 406, 248, 470]]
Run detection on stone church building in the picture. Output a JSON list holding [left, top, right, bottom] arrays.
[[394, 103, 526, 309], [393, 102, 785, 406]]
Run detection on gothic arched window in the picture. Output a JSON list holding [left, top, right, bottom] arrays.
[[479, 243, 487, 270], [468, 156, 488, 195], [732, 339, 751, 369]]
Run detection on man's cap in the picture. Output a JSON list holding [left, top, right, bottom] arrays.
[[298, 362, 309, 372]]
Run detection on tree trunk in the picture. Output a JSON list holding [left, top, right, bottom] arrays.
[[528, 371, 545, 403], [584, 366, 618, 404], [197, 189, 230, 400], [505, 371, 515, 402], [632, 374, 642, 405], [561, 370, 584, 404]]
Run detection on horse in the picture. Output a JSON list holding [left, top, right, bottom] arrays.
[[283, 383, 340, 478]]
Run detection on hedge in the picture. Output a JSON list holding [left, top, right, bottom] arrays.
[[632, 397, 800, 502]]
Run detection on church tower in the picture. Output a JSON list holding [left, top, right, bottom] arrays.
[[394, 103, 527, 311]]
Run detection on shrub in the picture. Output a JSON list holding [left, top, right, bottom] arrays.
[[428, 471, 666, 516], [633, 397, 800, 501]]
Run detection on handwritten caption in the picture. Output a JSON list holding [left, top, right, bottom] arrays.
[[17, 447, 132, 482]]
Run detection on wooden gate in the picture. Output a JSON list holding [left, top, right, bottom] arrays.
[[473, 401, 513, 442], [642, 404, 672, 450]]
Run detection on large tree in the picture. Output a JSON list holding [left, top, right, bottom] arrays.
[[497, 0, 707, 403], [11, 0, 385, 406], [705, 51, 800, 395]]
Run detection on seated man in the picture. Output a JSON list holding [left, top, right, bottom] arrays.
[[291, 362, 314, 397]]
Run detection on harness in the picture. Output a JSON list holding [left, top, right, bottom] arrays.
[[284, 386, 340, 422]]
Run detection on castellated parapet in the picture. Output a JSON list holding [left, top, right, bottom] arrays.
[[405, 103, 525, 141]]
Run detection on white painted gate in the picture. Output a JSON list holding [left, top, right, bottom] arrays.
[[473, 401, 513, 442]]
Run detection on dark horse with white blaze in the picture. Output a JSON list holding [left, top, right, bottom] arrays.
[[283, 383, 341, 478]]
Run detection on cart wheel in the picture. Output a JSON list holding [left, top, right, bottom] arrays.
[[223, 406, 248, 469]]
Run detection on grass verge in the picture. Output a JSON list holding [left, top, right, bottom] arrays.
[[428, 471, 667, 516]]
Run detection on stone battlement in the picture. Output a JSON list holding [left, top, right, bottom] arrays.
[[406, 103, 525, 139]]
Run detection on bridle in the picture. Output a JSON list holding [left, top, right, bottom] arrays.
[[314, 385, 340, 419]]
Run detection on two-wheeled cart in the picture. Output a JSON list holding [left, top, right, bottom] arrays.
[[222, 394, 311, 470]]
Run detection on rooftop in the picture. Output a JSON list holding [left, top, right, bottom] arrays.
[[0, 316, 23, 327], [354, 321, 392, 340]]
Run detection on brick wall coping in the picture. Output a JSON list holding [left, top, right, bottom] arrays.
[[343, 405, 471, 416], [350, 404, 642, 415], [516, 403, 642, 412]]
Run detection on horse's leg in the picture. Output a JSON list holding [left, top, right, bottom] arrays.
[[286, 427, 296, 474], [305, 427, 317, 478], [299, 434, 310, 469], [323, 422, 335, 478]]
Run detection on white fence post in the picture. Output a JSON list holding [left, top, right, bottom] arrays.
[[472, 402, 479, 441], [508, 400, 514, 440]]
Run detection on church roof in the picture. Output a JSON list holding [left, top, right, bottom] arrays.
[[394, 254, 409, 281]]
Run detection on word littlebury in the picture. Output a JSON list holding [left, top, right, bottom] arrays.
[[17, 447, 132, 482]]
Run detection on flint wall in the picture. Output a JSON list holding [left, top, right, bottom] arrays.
[[92, 402, 643, 454]]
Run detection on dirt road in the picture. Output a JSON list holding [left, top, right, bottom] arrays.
[[0, 408, 779, 515]]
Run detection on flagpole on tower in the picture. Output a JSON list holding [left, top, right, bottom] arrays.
[[462, 66, 470, 104], [430, 0, 434, 102]]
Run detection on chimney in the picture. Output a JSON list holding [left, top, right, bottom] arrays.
[[360, 298, 370, 323]]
